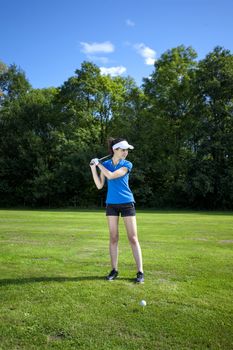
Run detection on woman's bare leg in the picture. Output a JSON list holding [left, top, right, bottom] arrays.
[[123, 216, 143, 272], [107, 216, 119, 270]]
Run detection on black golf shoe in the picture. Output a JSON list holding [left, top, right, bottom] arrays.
[[135, 271, 144, 283], [106, 269, 118, 281]]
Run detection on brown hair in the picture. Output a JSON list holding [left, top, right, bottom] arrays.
[[107, 137, 126, 155]]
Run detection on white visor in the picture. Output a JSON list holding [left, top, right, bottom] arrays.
[[112, 140, 134, 150]]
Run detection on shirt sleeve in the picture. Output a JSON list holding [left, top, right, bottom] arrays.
[[123, 161, 133, 172]]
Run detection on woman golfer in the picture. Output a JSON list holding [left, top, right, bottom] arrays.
[[90, 138, 144, 283]]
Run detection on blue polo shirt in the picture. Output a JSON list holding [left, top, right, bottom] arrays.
[[102, 159, 135, 204]]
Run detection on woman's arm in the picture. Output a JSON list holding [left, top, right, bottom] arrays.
[[90, 165, 105, 189], [97, 163, 128, 180]]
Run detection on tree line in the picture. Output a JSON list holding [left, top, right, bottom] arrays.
[[0, 45, 233, 209]]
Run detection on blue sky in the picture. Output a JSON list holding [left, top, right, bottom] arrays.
[[1, 0, 232, 88]]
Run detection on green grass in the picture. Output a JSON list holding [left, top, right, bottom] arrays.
[[0, 209, 233, 350]]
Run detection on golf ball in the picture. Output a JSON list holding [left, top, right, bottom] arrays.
[[140, 300, 147, 307]]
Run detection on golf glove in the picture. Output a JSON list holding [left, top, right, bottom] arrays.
[[90, 158, 99, 166]]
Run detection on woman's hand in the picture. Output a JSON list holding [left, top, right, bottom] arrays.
[[90, 158, 99, 166]]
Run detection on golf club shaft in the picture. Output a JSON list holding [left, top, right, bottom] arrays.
[[90, 154, 111, 165]]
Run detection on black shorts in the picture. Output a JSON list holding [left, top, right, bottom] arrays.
[[106, 203, 136, 217]]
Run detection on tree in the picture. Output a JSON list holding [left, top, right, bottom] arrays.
[[0, 64, 31, 104], [0, 61, 8, 102], [57, 64, 142, 206], [142, 46, 198, 206], [188, 47, 233, 208], [0, 87, 59, 206]]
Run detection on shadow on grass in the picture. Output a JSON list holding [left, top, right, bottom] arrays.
[[1, 208, 233, 215], [0, 276, 135, 286]]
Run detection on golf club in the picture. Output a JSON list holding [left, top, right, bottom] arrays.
[[89, 154, 111, 165]]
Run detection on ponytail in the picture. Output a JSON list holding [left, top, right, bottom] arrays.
[[107, 137, 126, 155]]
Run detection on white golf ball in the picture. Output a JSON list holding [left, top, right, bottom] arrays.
[[140, 300, 147, 307]]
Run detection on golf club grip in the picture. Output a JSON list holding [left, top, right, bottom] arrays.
[[89, 154, 111, 165]]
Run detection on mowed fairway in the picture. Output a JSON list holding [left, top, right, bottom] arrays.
[[0, 210, 233, 350]]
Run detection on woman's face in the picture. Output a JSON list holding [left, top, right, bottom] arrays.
[[114, 148, 129, 159]]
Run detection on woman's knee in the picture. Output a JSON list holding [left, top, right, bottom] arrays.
[[110, 232, 119, 244], [128, 234, 138, 245]]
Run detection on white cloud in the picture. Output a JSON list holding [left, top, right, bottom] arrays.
[[80, 42, 126, 77], [126, 19, 135, 27], [87, 56, 110, 64], [145, 57, 156, 65], [134, 43, 156, 65], [100, 66, 127, 77], [80, 41, 114, 54]]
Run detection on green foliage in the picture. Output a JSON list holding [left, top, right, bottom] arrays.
[[0, 47, 233, 209], [141, 46, 198, 207], [0, 64, 31, 103], [188, 47, 233, 208]]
